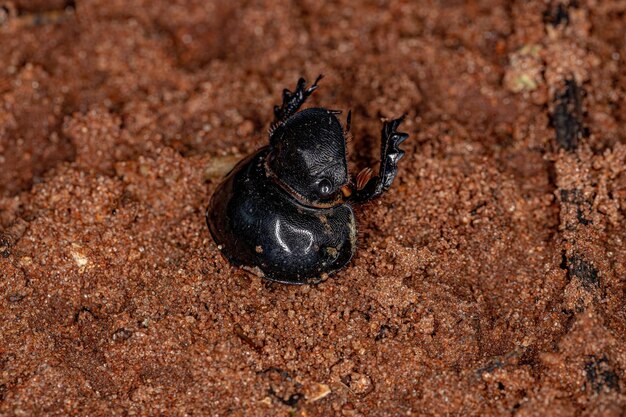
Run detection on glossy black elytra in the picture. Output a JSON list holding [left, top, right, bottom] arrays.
[[207, 76, 408, 284]]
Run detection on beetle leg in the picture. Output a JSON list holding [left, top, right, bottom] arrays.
[[272, 75, 323, 128], [349, 116, 408, 204]]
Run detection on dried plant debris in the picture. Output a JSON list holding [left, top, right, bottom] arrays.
[[551, 79, 588, 151], [543, 1, 579, 27], [585, 356, 620, 394], [562, 253, 599, 288]]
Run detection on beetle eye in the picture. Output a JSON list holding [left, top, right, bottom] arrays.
[[318, 179, 333, 197]]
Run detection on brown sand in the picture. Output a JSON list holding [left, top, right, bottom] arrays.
[[0, 0, 624, 415]]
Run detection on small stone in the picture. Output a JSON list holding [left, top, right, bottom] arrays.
[[307, 383, 331, 402], [204, 155, 241, 180], [349, 373, 372, 395], [112, 328, 133, 341], [70, 243, 89, 269]]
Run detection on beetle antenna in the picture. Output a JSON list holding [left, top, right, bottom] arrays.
[[346, 109, 352, 133]]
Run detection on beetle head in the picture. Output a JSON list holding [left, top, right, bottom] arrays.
[[268, 108, 348, 205]]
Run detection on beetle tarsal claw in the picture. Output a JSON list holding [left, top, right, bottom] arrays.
[[272, 75, 324, 127]]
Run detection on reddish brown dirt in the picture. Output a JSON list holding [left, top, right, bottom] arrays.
[[1, 1, 625, 416]]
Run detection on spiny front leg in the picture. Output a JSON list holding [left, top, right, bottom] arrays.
[[349, 116, 409, 204], [272, 75, 323, 128]]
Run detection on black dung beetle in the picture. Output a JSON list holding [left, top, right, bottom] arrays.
[[207, 76, 408, 284]]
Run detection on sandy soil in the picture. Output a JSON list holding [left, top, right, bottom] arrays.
[[0, 0, 624, 415]]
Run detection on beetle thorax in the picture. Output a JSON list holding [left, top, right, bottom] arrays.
[[267, 108, 349, 206]]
